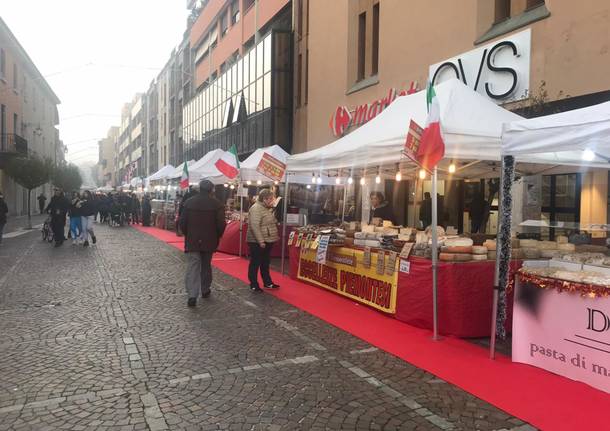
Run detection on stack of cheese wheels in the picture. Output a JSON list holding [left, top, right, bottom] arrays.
[[519, 239, 541, 259], [484, 239, 497, 260], [538, 240, 559, 258], [440, 238, 474, 262], [471, 245, 488, 261]]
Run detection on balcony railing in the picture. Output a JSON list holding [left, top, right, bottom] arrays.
[[0, 133, 28, 155]]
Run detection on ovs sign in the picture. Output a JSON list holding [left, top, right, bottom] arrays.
[[429, 29, 531, 103]]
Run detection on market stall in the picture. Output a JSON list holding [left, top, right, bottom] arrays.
[[283, 78, 523, 336], [495, 99, 610, 391]]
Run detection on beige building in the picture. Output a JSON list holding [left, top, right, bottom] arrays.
[[294, 0, 610, 234], [97, 126, 119, 187], [0, 17, 62, 215]]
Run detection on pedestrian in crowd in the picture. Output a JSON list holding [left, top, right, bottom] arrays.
[[45, 188, 70, 247], [179, 179, 226, 307], [420, 192, 432, 229], [37, 192, 47, 215], [141, 194, 152, 227], [79, 190, 97, 246], [246, 189, 280, 292], [69, 191, 82, 245], [0, 191, 8, 245], [131, 193, 141, 224], [98, 193, 110, 224]]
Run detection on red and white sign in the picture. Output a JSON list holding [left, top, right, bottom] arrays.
[[329, 82, 419, 137], [256, 152, 286, 182], [403, 120, 424, 163], [513, 278, 610, 394]]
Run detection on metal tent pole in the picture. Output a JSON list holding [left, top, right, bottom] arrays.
[[341, 182, 348, 223], [431, 166, 440, 341], [238, 180, 243, 258], [280, 174, 291, 275]]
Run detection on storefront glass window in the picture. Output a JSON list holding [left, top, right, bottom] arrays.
[[264, 36, 272, 74], [263, 73, 271, 109], [257, 43, 264, 78]]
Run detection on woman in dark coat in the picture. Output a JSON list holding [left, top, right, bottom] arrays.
[[369, 191, 395, 225], [141, 195, 152, 227]]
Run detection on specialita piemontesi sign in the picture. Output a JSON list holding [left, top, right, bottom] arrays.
[[329, 81, 419, 137]]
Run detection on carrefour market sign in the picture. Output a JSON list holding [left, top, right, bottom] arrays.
[[329, 82, 418, 137], [429, 28, 531, 103]]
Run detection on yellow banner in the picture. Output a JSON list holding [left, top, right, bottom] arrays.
[[297, 246, 398, 314]]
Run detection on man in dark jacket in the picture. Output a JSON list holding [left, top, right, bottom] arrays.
[[37, 193, 47, 214], [179, 179, 226, 306], [0, 191, 8, 245], [46, 188, 70, 247], [369, 191, 395, 225]]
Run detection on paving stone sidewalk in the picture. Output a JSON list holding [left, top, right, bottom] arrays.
[[0, 224, 535, 430]]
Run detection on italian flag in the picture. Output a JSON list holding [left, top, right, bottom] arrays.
[[416, 82, 445, 170], [180, 161, 190, 189], [215, 144, 240, 179]]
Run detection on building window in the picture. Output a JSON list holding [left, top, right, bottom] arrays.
[[494, 0, 511, 23], [372, 3, 379, 76], [357, 12, 366, 82], [244, 0, 255, 11], [221, 10, 228, 36], [541, 173, 581, 240], [304, 50, 309, 105], [0, 49, 5, 79], [231, 0, 240, 24], [526, 0, 545, 9], [297, 0, 303, 38], [297, 53, 302, 107], [12, 63, 18, 89]]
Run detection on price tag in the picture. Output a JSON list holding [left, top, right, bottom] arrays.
[[311, 235, 320, 250], [399, 259, 411, 274], [399, 242, 414, 259], [305, 233, 314, 248], [296, 233, 304, 247], [376, 251, 385, 275], [386, 251, 398, 276], [287, 231, 295, 246], [363, 246, 371, 268], [316, 235, 331, 264]]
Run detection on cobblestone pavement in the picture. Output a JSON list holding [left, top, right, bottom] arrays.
[[0, 225, 535, 430]]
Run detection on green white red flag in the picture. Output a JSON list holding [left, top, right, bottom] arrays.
[[416, 82, 445, 170], [215, 144, 240, 179], [180, 161, 190, 189]]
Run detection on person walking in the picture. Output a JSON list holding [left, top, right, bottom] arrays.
[[179, 180, 226, 307], [79, 190, 97, 246], [0, 191, 8, 245], [46, 188, 70, 247], [141, 194, 152, 227], [131, 193, 141, 224], [246, 189, 280, 292], [68, 191, 83, 245], [37, 193, 47, 215]]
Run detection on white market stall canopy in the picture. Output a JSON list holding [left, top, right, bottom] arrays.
[[168, 160, 196, 179], [502, 100, 610, 168], [147, 164, 175, 182], [286, 78, 522, 173], [189, 149, 228, 184]]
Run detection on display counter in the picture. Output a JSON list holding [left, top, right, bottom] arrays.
[[289, 243, 520, 337], [512, 265, 610, 394], [217, 221, 292, 258]]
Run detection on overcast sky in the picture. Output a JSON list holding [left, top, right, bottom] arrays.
[[1, 1, 188, 166]]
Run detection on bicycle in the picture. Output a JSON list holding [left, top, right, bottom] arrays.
[[41, 217, 54, 243]]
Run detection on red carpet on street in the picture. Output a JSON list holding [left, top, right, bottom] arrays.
[[134, 224, 610, 431]]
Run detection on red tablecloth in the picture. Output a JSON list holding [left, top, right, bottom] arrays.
[[396, 256, 521, 338], [217, 221, 290, 258]]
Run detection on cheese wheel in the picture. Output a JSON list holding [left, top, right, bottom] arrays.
[[488, 251, 497, 260], [441, 246, 473, 254], [439, 253, 473, 262], [522, 248, 542, 259], [484, 240, 497, 251], [520, 239, 539, 248], [511, 238, 520, 248], [558, 243, 576, 252], [538, 241, 558, 250], [511, 248, 524, 259], [444, 237, 474, 247], [472, 254, 487, 261], [556, 235, 569, 244], [540, 249, 561, 259], [472, 246, 488, 255]]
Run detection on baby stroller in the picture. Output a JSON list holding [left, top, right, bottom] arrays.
[[41, 216, 54, 243]]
